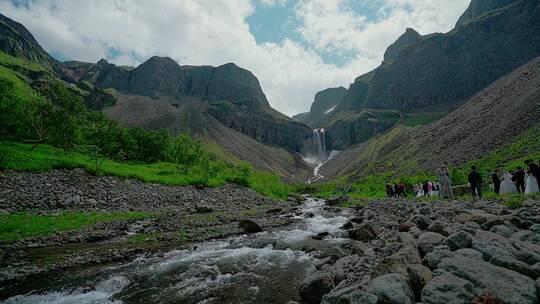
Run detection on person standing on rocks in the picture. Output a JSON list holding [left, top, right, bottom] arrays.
[[526, 160, 540, 190], [515, 167, 526, 193], [468, 166, 482, 198], [492, 170, 501, 195], [437, 163, 454, 200], [422, 182, 429, 197]]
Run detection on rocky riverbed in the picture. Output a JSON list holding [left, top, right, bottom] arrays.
[[0, 169, 301, 298], [2, 169, 540, 303]]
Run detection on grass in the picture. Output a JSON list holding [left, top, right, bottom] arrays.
[[0, 51, 46, 72], [0, 211, 154, 242], [0, 141, 293, 200], [401, 113, 445, 127]]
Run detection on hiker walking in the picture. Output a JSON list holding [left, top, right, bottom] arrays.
[[437, 163, 454, 200], [492, 170, 501, 195], [515, 167, 526, 193]]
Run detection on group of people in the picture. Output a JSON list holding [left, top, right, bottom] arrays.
[[413, 181, 440, 197], [400, 160, 540, 200], [385, 182, 407, 198], [490, 160, 540, 196]]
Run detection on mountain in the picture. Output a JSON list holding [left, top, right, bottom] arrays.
[[322, 56, 540, 178], [0, 13, 313, 180], [315, 0, 540, 152], [292, 112, 309, 124], [300, 86, 347, 127]]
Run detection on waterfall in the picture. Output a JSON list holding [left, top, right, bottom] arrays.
[[312, 128, 326, 162]]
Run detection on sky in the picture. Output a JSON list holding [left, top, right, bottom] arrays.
[[0, 0, 470, 116]]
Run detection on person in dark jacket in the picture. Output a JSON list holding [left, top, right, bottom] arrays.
[[422, 182, 429, 197], [515, 167, 526, 193], [492, 170, 501, 195], [526, 160, 540, 189], [468, 166, 482, 198]]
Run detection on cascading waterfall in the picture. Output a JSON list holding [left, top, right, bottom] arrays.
[[312, 128, 326, 162]]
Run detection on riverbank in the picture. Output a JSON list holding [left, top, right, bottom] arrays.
[[0, 169, 302, 297]]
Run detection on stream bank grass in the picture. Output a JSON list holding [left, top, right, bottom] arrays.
[[0, 211, 154, 242]]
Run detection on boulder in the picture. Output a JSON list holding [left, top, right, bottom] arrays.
[[489, 225, 516, 238], [331, 255, 360, 284], [428, 221, 449, 236], [506, 239, 540, 265], [490, 255, 540, 279], [418, 232, 446, 257], [367, 274, 414, 304], [408, 215, 429, 230], [422, 270, 476, 304], [299, 270, 336, 304], [472, 239, 512, 261], [195, 204, 213, 213], [437, 256, 538, 304], [422, 250, 453, 270], [446, 231, 473, 251], [407, 264, 432, 301], [372, 255, 409, 278], [454, 248, 483, 261], [321, 286, 378, 304], [348, 223, 377, 242], [398, 222, 414, 232], [327, 196, 348, 206], [511, 230, 540, 246], [238, 220, 263, 233], [481, 218, 506, 231]]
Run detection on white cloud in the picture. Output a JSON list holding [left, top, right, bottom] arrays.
[[0, 0, 470, 116]]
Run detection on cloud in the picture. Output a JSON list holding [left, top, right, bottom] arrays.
[[0, 0, 470, 116]]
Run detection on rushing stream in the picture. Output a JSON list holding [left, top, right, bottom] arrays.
[[6, 198, 350, 304]]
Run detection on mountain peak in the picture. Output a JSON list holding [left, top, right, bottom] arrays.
[[96, 58, 110, 65], [456, 0, 518, 27], [383, 27, 421, 62]]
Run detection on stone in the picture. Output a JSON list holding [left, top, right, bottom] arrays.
[[446, 231, 473, 251], [408, 215, 429, 230], [342, 221, 354, 230], [489, 225, 516, 238], [299, 270, 336, 304], [422, 250, 453, 270], [238, 220, 263, 233], [422, 271, 476, 304], [367, 274, 414, 304], [398, 222, 414, 232], [313, 232, 330, 240], [438, 256, 538, 304], [195, 204, 213, 213], [407, 264, 432, 301], [481, 219, 506, 231], [331, 255, 360, 284], [321, 286, 378, 304], [506, 239, 540, 265], [472, 240, 512, 261], [428, 221, 449, 236], [348, 223, 377, 242], [418, 232, 446, 257], [327, 196, 348, 206], [489, 255, 539, 279], [511, 230, 540, 246], [372, 255, 408, 278], [454, 248, 483, 261]]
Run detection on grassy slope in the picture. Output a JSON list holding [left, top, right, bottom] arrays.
[[317, 124, 540, 200], [0, 142, 292, 199]]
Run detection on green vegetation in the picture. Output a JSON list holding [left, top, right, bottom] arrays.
[[0, 211, 153, 242], [315, 125, 540, 200], [0, 56, 293, 199]]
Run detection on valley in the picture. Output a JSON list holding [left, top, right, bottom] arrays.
[[1, 0, 540, 303]]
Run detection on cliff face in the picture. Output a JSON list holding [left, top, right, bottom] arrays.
[[65, 56, 311, 152], [341, 0, 540, 111], [302, 87, 347, 127]]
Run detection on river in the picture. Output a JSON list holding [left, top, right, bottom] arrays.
[[6, 198, 351, 304]]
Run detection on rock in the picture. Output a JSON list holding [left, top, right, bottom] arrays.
[[398, 222, 414, 232], [408, 227, 422, 239], [348, 223, 377, 242], [446, 231, 473, 251], [481, 218, 506, 231], [367, 273, 414, 304], [428, 221, 449, 236], [408, 215, 429, 230], [418, 206, 432, 216], [332, 255, 360, 284], [472, 240, 512, 261], [418, 232, 446, 257], [238, 220, 263, 233], [422, 270, 476, 304], [506, 239, 540, 265], [489, 225, 516, 238], [266, 208, 282, 214], [438, 256, 538, 304], [342, 222, 354, 230], [313, 232, 330, 240], [407, 264, 432, 301], [372, 256, 408, 278], [422, 250, 453, 270], [327, 196, 348, 206], [490, 255, 539, 279], [321, 286, 378, 304], [454, 248, 483, 261], [195, 204, 213, 213], [511, 230, 540, 246], [299, 270, 336, 304]]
